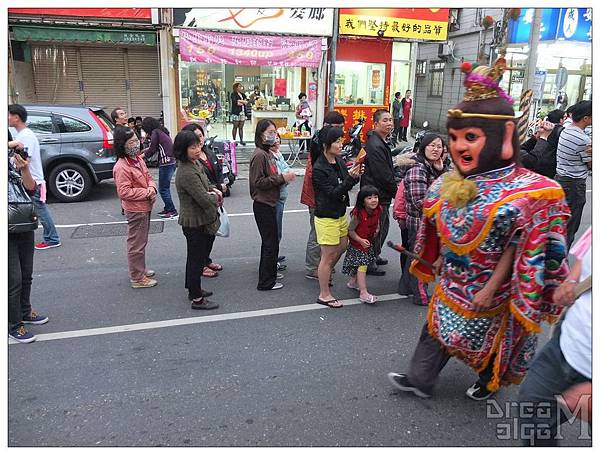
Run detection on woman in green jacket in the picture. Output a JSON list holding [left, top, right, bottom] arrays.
[[174, 130, 222, 310]]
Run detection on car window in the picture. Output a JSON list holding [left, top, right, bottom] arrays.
[[60, 115, 92, 133], [93, 110, 115, 132], [26, 114, 54, 134]]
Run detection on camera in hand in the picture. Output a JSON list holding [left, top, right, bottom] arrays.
[[9, 147, 28, 160]]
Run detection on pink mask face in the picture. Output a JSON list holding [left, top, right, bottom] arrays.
[[448, 127, 487, 175]]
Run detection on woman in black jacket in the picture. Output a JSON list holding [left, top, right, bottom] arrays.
[[181, 123, 226, 279], [311, 126, 362, 308], [230, 82, 248, 146]]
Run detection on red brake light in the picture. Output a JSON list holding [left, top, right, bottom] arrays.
[[90, 110, 113, 152]]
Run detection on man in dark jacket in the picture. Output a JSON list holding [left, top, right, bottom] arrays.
[[520, 109, 565, 178], [361, 109, 396, 275]]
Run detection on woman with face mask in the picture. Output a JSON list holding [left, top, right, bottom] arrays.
[[112, 127, 158, 289], [249, 119, 296, 291]]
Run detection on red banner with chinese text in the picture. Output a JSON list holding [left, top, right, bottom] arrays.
[[339, 8, 449, 41], [334, 105, 387, 145], [9, 8, 152, 20]]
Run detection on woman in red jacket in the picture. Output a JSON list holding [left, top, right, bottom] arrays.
[[112, 127, 157, 289], [399, 90, 413, 142]]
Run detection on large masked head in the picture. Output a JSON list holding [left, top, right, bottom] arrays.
[[446, 58, 521, 176]]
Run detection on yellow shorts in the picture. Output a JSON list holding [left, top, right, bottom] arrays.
[[315, 215, 348, 245]]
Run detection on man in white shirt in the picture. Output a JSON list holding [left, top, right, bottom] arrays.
[[554, 100, 592, 248], [8, 104, 61, 249], [518, 228, 591, 446]]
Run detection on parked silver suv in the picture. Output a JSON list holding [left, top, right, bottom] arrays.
[[12, 104, 116, 202]]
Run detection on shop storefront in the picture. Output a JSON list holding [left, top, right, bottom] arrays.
[[503, 8, 592, 112], [333, 8, 449, 140], [172, 8, 333, 138], [8, 8, 162, 119]]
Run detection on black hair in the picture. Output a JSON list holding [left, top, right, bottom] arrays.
[[110, 107, 124, 123], [394, 92, 401, 98], [181, 122, 205, 137], [254, 119, 277, 151], [310, 126, 344, 164], [8, 104, 27, 123], [323, 110, 345, 126], [298, 92, 307, 100], [173, 130, 201, 162], [373, 108, 390, 123], [566, 104, 576, 115], [135, 116, 143, 121], [127, 117, 135, 124], [571, 100, 592, 122], [113, 126, 137, 159], [547, 109, 565, 124], [142, 116, 169, 136], [352, 185, 380, 215]]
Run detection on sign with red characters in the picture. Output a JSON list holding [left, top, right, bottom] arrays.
[[339, 8, 449, 41]]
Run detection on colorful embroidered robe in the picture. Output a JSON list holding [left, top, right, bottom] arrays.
[[410, 164, 570, 391]]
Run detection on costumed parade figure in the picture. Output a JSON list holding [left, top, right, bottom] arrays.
[[388, 58, 571, 400]]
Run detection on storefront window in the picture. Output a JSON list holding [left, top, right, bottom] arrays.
[[334, 61, 386, 105], [179, 59, 304, 120]]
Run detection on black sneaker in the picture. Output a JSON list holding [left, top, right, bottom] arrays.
[[376, 257, 388, 265], [367, 268, 386, 276], [22, 311, 49, 325], [278, 256, 286, 262], [191, 298, 219, 310], [465, 381, 495, 401], [277, 262, 287, 271], [387, 372, 431, 398], [188, 289, 213, 300], [9, 325, 36, 343]]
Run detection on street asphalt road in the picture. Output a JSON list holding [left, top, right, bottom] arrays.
[[8, 171, 592, 447]]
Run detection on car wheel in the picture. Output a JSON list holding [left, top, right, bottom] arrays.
[[48, 162, 93, 202]]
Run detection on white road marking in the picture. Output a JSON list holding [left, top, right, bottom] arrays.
[[53, 208, 309, 228], [9, 294, 405, 345]]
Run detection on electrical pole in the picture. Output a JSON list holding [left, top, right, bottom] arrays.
[[522, 8, 542, 91], [328, 8, 339, 110]]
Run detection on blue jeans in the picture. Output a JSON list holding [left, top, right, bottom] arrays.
[[33, 185, 60, 244], [276, 199, 285, 243], [158, 164, 177, 213], [518, 322, 591, 446]]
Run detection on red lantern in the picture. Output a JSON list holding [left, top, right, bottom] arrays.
[[482, 15, 494, 29]]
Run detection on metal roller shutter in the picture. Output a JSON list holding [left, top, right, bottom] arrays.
[[126, 47, 162, 119], [79, 47, 128, 114], [31, 44, 82, 104]]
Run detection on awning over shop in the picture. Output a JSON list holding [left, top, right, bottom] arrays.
[[12, 25, 156, 46]]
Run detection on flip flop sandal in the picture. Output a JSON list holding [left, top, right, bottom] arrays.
[[207, 263, 223, 271], [316, 298, 343, 308], [360, 294, 378, 304], [202, 266, 219, 278]]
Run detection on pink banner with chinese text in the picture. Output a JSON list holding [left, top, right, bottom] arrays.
[[179, 30, 321, 68]]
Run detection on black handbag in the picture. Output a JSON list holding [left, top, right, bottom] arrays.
[[8, 162, 38, 233]]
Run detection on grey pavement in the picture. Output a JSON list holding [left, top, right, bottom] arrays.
[[8, 174, 592, 447]]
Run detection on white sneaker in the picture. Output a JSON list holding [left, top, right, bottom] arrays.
[[271, 282, 284, 290]]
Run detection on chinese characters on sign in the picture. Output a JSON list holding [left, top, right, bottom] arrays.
[[179, 30, 322, 68], [334, 106, 384, 144], [339, 8, 449, 41], [173, 8, 334, 37]]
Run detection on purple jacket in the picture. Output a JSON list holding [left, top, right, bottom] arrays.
[[144, 129, 175, 167]]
